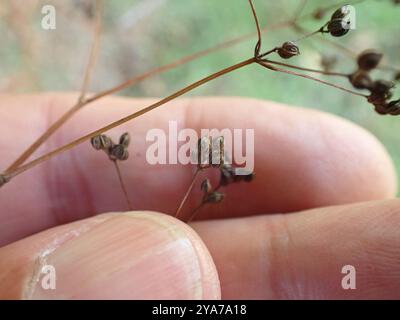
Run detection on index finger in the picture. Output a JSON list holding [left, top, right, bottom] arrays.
[[0, 93, 396, 245]]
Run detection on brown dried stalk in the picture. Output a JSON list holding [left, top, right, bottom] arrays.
[[0, 0, 379, 188], [4, 1, 357, 174]]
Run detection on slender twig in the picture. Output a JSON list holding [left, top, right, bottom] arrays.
[[4, 0, 361, 173], [6, 1, 103, 173], [263, 59, 349, 77], [2, 58, 257, 182], [175, 168, 201, 219], [248, 0, 262, 56], [78, 0, 103, 103], [186, 202, 205, 223], [113, 160, 133, 210], [4, 21, 291, 174], [258, 61, 368, 98], [186, 183, 223, 223], [2, 0, 371, 186]]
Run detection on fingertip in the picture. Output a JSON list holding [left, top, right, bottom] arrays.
[[0, 211, 221, 299]]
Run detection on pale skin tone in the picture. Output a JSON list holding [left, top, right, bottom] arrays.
[[0, 93, 399, 299]]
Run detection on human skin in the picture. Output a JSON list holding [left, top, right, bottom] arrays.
[[0, 94, 398, 299]]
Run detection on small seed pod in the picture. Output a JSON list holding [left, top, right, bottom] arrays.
[[277, 41, 300, 59], [327, 18, 350, 37], [201, 179, 212, 194], [357, 50, 383, 71], [197, 136, 211, 169], [387, 99, 400, 115], [331, 5, 351, 20], [220, 164, 235, 186], [91, 134, 112, 151], [349, 70, 373, 90], [109, 144, 129, 161], [205, 191, 225, 204], [119, 132, 130, 148], [371, 80, 395, 96], [373, 103, 389, 115], [368, 80, 395, 105], [211, 136, 224, 167]]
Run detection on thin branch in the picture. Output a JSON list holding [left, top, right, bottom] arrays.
[[113, 160, 133, 210], [248, 0, 262, 55], [4, 21, 290, 175], [263, 59, 349, 77], [6, 1, 103, 173], [2, 57, 257, 182], [186, 202, 205, 223], [2, 0, 371, 180], [257, 61, 368, 98], [175, 168, 201, 219], [78, 0, 103, 103]]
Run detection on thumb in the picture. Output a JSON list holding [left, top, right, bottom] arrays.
[[0, 212, 220, 299]]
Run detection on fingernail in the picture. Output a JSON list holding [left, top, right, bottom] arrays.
[[30, 212, 217, 299]]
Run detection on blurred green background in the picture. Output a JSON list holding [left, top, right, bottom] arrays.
[[0, 0, 400, 183]]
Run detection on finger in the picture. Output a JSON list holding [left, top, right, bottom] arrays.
[[0, 94, 396, 245], [191, 199, 400, 299], [0, 211, 220, 299]]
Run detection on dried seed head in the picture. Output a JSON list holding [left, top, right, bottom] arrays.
[[331, 5, 351, 20], [372, 80, 395, 96], [357, 50, 383, 71], [368, 80, 395, 105], [373, 100, 400, 116], [211, 136, 225, 167], [387, 99, 400, 115], [197, 136, 211, 169], [349, 70, 373, 90], [220, 163, 235, 186], [109, 144, 129, 161], [327, 18, 350, 37], [277, 41, 300, 59], [201, 179, 212, 194], [373, 103, 389, 115], [205, 191, 225, 204], [119, 132, 130, 148], [91, 134, 113, 151]]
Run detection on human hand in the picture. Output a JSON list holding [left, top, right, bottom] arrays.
[[0, 94, 398, 299]]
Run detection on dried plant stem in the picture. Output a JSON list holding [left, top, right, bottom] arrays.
[[186, 202, 205, 223], [113, 161, 133, 210], [5, 23, 291, 175], [2, 57, 257, 183], [292, 23, 400, 74], [186, 182, 223, 223], [6, 1, 103, 173], [4, 0, 355, 174], [2, 0, 370, 187], [78, 0, 103, 103], [264, 59, 349, 77], [258, 61, 368, 98], [175, 168, 201, 219], [248, 0, 262, 55]]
